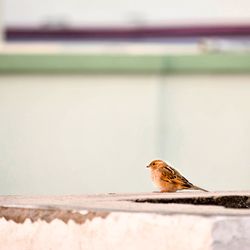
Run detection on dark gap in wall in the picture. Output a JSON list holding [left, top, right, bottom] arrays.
[[133, 195, 250, 209]]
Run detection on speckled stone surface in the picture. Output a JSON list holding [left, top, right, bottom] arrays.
[[0, 192, 250, 250]]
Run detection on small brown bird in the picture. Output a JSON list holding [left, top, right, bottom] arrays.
[[147, 160, 208, 192]]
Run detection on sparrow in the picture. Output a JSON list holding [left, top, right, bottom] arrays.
[[147, 160, 208, 192]]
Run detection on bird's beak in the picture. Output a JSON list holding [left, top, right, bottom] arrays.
[[146, 165, 150, 168]]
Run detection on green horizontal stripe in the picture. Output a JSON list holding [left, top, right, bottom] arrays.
[[0, 53, 250, 74]]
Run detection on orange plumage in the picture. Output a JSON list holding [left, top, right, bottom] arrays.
[[147, 160, 208, 192]]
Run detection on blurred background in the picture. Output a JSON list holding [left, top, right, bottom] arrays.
[[0, 0, 250, 194]]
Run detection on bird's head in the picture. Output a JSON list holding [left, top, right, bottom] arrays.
[[146, 160, 166, 170]]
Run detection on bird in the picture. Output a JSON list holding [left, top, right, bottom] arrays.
[[146, 160, 208, 192]]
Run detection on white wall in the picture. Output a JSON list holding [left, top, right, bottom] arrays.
[[0, 74, 250, 194], [0, 75, 158, 194], [3, 0, 250, 26], [161, 75, 250, 191]]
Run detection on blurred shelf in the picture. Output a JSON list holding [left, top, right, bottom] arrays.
[[6, 25, 250, 41], [1, 53, 250, 74]]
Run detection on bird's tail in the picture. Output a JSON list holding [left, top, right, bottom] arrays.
[[191, 185, 208, 192]]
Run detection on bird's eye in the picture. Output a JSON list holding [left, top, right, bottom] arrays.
[[153, 162, 156, 165]]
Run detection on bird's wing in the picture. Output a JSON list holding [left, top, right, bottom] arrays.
[[160, 164, 193, 188]]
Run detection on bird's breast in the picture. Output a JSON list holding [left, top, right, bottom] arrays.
[[150, 169, 178, 192]]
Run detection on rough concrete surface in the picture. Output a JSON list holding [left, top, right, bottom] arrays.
[[0, 192, 250, 250]]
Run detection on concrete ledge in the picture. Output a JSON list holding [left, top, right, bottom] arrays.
[[1, 191, 250, 216], [0, 192, 250, 250]]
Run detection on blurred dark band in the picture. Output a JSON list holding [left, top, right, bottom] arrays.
[[5, 25, 250, 41]]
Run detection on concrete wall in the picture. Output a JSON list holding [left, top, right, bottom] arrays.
[[1, 193, 250, 250], [0, 74, 250, 194]]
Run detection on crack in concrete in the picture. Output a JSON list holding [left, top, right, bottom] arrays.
[[133, 195, 250, 209]]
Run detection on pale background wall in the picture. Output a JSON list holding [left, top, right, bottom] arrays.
[[161, 75, 250, 191], [3, 0, 250, 26], [0, 74, 250, 194], [0, 75, 158, 194]]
